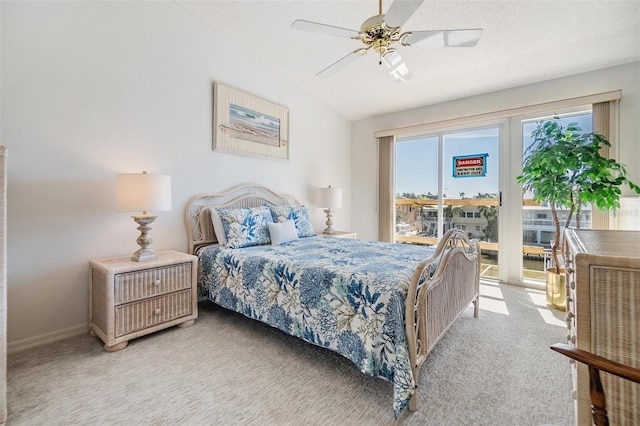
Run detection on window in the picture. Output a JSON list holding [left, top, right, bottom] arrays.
[[522, 110, 593, 281], [381, 92, 618, 287]]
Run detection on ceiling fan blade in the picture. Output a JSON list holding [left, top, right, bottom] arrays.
[[403, 29, 483, 47], [381, 49, 412, 82], [384, 0, 425, 29], [291, 19, 359, 38], [317, 49, 368, 78]]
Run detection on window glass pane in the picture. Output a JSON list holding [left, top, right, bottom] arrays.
[[443, 128, 499, 238], [521, 111, 592, 282], [395, 136, 439, 238], [444, 128, 500, 279]]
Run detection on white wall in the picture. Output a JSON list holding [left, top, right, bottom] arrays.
[[1, 1, 351, 347], [351, 62, 640, 241]]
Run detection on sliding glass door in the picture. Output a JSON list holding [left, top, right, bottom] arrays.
[[387, 101, 604, 288], [395, 125, 501, 280]]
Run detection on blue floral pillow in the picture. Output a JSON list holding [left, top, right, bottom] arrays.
[[215, 206, 273, 248], [269, 205, 315, 238]]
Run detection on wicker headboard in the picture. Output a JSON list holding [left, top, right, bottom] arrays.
[[185, 184, 302, 254]]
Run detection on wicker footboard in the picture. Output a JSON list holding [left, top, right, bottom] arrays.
[[404, 229, 481, 411]]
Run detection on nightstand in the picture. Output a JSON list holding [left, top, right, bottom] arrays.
[[319, 231, 357, 239], [89, 250, 198, 352]]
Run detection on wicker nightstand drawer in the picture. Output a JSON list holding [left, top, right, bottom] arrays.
[[89, 250, 198, 351], [114, 262, 192, 305], [115, 290, 192, 337]]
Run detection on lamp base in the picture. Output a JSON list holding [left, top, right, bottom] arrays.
[[323, 208, 336, 235], [131, 214, 158, 262], [131, 248, 158, 262]]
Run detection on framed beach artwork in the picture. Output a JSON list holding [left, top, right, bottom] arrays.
[[213, 83, 289, 160]]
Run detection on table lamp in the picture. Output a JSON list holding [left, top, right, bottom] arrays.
[[116, 171, 171, 261], [318, 185, 343, 235]]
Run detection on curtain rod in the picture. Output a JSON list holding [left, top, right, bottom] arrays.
[[374, 90, 621, 138]]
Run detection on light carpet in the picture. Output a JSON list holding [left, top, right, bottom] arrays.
[[7, 282, 573, 425]]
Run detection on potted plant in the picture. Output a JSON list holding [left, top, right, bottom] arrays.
[[517, 117, 640, 310]]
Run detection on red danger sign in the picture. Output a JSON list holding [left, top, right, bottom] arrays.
[[452, 154, 488, 178]]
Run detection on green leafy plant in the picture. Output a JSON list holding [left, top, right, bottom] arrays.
[[517, 117, 640, 273]]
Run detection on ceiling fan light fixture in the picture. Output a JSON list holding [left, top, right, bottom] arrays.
[[390, 64, 411, 82], [382, 49, 412, 82], [381, 49, 401, 67]]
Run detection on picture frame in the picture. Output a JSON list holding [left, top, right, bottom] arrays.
[[213, 83, 289, 160]]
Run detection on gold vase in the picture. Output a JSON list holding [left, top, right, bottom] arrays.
[[546, 268, 566, 311]]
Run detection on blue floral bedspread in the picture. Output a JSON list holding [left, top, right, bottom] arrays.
[[197, 236, 436, 417]]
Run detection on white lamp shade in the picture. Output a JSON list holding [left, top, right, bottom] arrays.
[[318, 186, 343, 209], [116, 173, 172, 212]]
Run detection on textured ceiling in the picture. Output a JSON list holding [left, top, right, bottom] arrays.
[[177, 0, 640, 121]]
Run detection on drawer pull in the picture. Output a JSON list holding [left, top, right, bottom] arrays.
[[570, 281, 575, 290], [154, 280, 161, 286], [154, 308, 161, 315], [566, 267, 574, 274]]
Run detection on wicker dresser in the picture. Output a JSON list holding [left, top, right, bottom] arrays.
[[89, 250, 198, 351], [563, 229, 640, 425]]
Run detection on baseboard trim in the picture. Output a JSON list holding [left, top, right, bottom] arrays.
[[8, 324, 88, 354]]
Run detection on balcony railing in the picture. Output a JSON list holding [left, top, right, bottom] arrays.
[[523, 218, 591, 228], [394, 197, 589, 258], [394, 197, 596, 282], [395, 235, 545, 255]]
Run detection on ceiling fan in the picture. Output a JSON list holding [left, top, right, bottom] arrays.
[[291, 0, 483, 82]]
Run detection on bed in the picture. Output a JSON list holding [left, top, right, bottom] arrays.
[[185, 184, 480, 417]]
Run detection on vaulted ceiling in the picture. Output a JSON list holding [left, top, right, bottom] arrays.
[[177, 0, 640, 121]]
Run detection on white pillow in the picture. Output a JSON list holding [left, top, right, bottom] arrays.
[[267, 220, 299, 245], [210, 208, 227, 246]]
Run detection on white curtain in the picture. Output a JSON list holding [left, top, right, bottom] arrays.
[[591, 100, 619, 229], [377, 136, 395, 242]]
